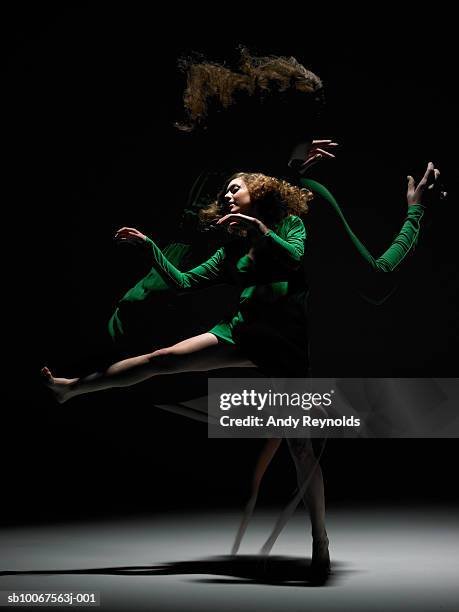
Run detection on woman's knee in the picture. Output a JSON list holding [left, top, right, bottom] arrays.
[[148, 346, 181, 370], [150, 347, 172, 359], [288, 438, 316, 465]]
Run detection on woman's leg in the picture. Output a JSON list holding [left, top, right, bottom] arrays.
[[287, 438, 329, 570], [288, 438, 327, 539], [231, 438, 283, 554], [42, 332, 255, 403]]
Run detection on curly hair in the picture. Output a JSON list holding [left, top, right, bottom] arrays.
[[176, 47, 324, 133], [199, 172, 312, 231]]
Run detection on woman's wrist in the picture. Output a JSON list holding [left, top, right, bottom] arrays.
[[257, 220, 270, 235]]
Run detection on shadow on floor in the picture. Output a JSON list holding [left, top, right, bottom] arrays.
[[0, 555, 350, 587]]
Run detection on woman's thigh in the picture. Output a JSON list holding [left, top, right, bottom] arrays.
[[153, 332, 256, 373]]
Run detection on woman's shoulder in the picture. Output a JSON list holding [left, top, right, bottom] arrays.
[[279, 213, 303, 224], [276, 214, 306, 234], [287, 214, 303, 224]]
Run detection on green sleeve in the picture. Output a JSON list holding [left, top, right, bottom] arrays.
[[263, 215, 306, 268], [145, 236, 226, 291], [300, 179, 425, 273]]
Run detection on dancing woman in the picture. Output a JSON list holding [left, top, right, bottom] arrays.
[[42, 172, 311, 402], [42, 162, 439, 576]]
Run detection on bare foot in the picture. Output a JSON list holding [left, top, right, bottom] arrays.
[[41, 367, 77, 404]]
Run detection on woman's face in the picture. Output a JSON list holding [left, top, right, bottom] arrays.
[[224, 177, 253, 215]]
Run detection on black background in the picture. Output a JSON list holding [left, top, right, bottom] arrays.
[[3, 6, 458, 524]]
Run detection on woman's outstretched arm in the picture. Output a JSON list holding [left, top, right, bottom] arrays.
[[300, 162, 440, 303], [301, 180, 425, 273], [115, 227, 226, 292]]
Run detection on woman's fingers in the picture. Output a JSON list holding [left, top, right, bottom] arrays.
[[217, 213, 255, 227], [427, 168, 441, 190], [301, 153, 323, 167], [407, 175, 415, 193], [420, 163, 439, 189], [421, 161, 435, 185], [311, 140, 339, 147], [115, 227, 141, 239], [116, 227, 138, 234], [301, 148, 336, 170], [114, 228, 144, 244], [408, 163, 437, 193], [314, 148, 336, 158], [408, 162, 444, 205]]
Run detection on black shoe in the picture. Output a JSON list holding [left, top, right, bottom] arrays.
[[310, 536, 331, 584]]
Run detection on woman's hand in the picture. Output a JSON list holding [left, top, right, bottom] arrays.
[[114, 227, 148, 244], [407, 162, 444, 207], [216, 213, 269, 235], [300, 139, 339, 172]]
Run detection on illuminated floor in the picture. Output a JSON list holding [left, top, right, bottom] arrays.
[[1, 508, 458, 611]]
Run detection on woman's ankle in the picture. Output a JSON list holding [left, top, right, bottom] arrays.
[[312, 529, 328, 542], [65, 378, 80, 399]]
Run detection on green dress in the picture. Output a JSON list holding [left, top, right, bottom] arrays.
[[108, 178, 426, 354], [144, 213, 307, 346]]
